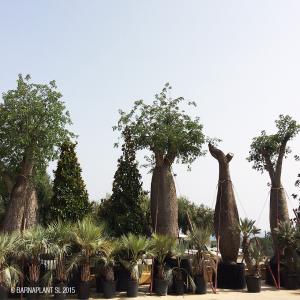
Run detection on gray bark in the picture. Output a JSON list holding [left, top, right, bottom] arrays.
[[150, 154, 178, 237], [209, 143, 240, 264]]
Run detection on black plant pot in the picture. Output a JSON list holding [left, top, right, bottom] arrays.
[[194, 275, 207, 294], [127, 280, 139, 297], [96, 276, 103, 293], [78, 281, 89, 300], [0, 285, 8, 300], [245, 276, 261, 293], [102, 281, 116, 299], [217, 262, 246, 289], [54, 282, 67, 300], [284, 274, 298, 290], [174, 280, 185, 295], [154, 279, 169, 296]]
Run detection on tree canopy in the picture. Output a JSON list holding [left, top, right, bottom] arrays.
[[248, 115, 300, 183], [0, 74, 73, 173], [113, 83, 206, 167], [178, 196, 214, 234]]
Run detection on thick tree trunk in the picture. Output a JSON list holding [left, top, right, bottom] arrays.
[[2, 157, 37, 232], [150, 160, 178, 237], [269, 185, 289, 248], [209, 143, 240, 264]]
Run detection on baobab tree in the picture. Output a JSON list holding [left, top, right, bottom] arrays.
[[114, 83, 206, 237], [0, 74, 73, 232], [248, 115, 300, 247], [209, 143, 240, 263]]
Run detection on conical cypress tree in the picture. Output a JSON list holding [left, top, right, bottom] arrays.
[[50, 142, 91, 222], [99, 127, 150, 236]]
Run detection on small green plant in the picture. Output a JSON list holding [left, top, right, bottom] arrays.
[[275, 221, 298, 275], [20, 226, 48, 285], [0, 232, 21, 289], [119, 233, 150, 281], [151, 234, 176, 280], [72, 218, 110, 282], [188, 226, 216, 283], [172, 241, 195, 291]]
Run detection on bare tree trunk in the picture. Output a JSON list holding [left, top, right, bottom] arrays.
[[2, 157, 37, 232], [150, 160, 178, 237], [209, 143, 240, 264], [269, 185, 289, 247], [23, 186, 38, 229]]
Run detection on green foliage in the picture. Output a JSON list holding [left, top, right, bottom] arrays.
[[72, 218, 111, 281], [98, 128, 151, 237], [113, 83, 206, 168], [34, 169, 53, 225], [50, 141, 91, 222], [187, 225, 216, 281], [248, 115, 300, 174], [0, 232, 21, 287], [151, 234, 177, 279], [0, 74, 73, 171], [178, 196, 214, 234], [119, 233, 150, 280], [275, 221, 298, 274]]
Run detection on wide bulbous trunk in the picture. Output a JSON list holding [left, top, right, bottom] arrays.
[[209, 143, 240, 264], [269, 186, 289, 247], [2, 158, 38, 232], [214, 180, 240, 263], [150, 162, 178, 237]]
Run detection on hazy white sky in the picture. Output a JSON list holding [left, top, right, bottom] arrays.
[[1, 1, 300, 230]]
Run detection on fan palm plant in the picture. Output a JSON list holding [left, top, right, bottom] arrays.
[[171, 241, 195, 295], [188, 226, 216, 294], [151, 234, 176, 296], [21, 226, 48, 285], [72, 218, 110, 299], [43, 221, 73, 299], [238, 218, 261, 275], [118, 234, 151, 297], [151, 234, 176, 280], [275, 221, 298, 276], [97, 240, 117, 298], [119, 233, 150, 281], [0, 232, 21, 299]]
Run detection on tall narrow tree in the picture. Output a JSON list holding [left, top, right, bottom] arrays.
[[50, 142, 91, 222], [98, 127, 149, 236], [209, 143, 240, 263], [0, 74, 73, 232], [114, 84, 206, 237], [248, 115, 300, 247]]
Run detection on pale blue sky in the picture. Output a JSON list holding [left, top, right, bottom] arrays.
[[1, 1, 300, 230]]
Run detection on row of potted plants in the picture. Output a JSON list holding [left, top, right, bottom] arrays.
[[0, 217, 298, 299], [0, 218, 216, 300]]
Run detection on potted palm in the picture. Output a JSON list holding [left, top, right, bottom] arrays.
[[151, 234, 176, 296], [238, 218, 263, 293], [98, 243, 117, 299], [275, 221, 298, 289], [72, 218, 110, 299], [188, 226, 216, 294], [119, 233, 150, 297], [0, 232, 20, 300], [21, 226, 48, 300], [45, 221, 73, 300], [245, 243, 264, 293], [171, 241, 195, 295]]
